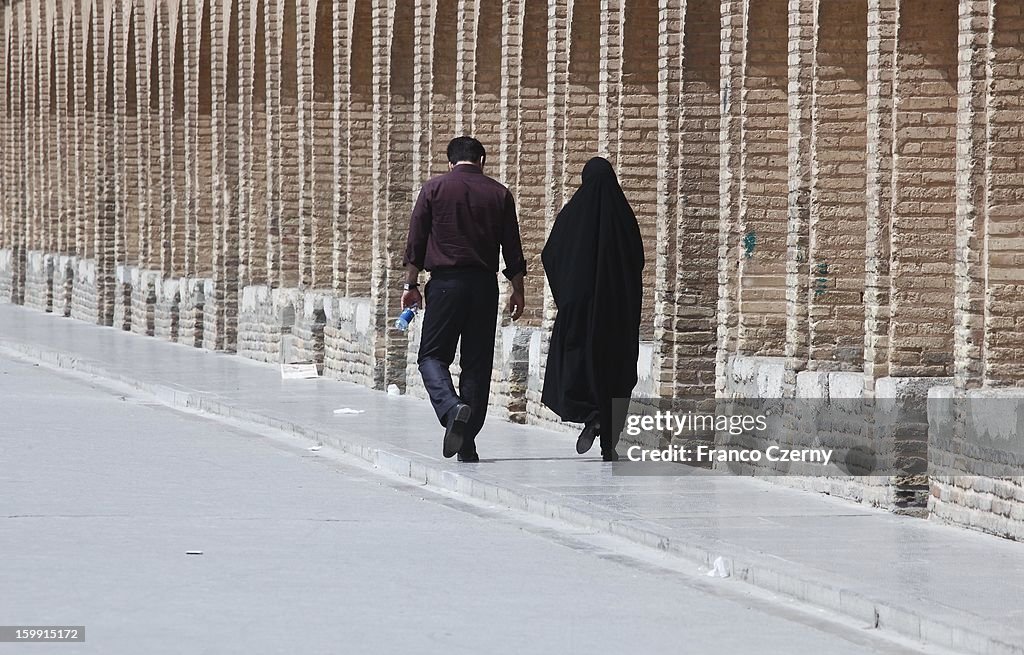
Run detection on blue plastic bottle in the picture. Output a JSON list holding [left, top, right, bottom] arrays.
[[395, 304, 418, 331]]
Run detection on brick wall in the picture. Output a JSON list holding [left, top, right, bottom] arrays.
[[4, 0, 1024, 540]]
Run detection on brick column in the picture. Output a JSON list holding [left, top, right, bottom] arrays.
[[182, 0, 200, 277], [864, 0, 896, 387], [237, 0, 255, 290], [0, 3, 7, 254], [473, 0, 502, 158], [598, 0, 621, 160], [510, 0, 548, 327], [112, 0, 131, 329], [783, 0, 813, 392], [429, 0, 457, 179], [263, 0, 283, 286], [54, 5, 72, 257], [210, 0, 241, 350], [654, 0, 682, 398], [979, 0, 1024, 386], [130, 2, 151, 270], [952, 0, 987, 391], [332, 0, 351, 292], [296, 0, 314, 288], [39, 8, 57, 256], [454, 0, 477, 134], [411, 0, 433, 194], [715, 0, 745, 393], [24, 4, 38, 257], [619, 1, 659, 345], [71, 4, 89, 263], [344, 0, 373, 297], [308, 0, 334, 290], [94, 5, 116, 325], [156, 2, 175, 277], [544, 0, 570, 329]]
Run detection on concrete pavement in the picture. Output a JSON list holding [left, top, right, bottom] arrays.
[[0, 353, 945, 655], [0, 303, 1022, 654]]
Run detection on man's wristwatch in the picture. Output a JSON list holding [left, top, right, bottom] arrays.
[[402, 282, 419, 291]]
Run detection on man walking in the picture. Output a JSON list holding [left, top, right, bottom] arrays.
[[402, 137, 527, 462]]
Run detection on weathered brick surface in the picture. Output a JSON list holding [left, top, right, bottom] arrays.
[[4, 0, 1024, 539], [322, 294, 376, 387]]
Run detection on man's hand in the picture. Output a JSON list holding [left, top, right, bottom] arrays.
[[507, 272, 525, 321], [402, 287, 422, 310], [507, 290, 525, 321]]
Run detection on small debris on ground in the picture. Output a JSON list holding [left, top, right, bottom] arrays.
[[333, 408, 364, 415]]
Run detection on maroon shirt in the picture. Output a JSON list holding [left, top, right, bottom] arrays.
[[403, 164, 527, 280]]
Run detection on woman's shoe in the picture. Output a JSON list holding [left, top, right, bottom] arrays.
[[576, 419, 600, 454], [601, 449, 620, 462]]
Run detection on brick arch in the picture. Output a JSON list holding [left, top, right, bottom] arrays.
[[982, 0, 1024, 385], [737, 0, 789, 356], [278, 0, 300, 287], [889, 0, 957, 377], [472, 0, 501, 151], [46, 24, 59, 255], [98, 4, 117, 325], [250, 0, 269, 285], [673, 0, 720, 395], [564, 0, 600, 194], [310, 0, 333, 288], [429, 0, 457, 177], [619, 0, 658, 340], [171, 4, 186, 275], [808, 0, 868, 370], [77, 2, 95, 264], [194, 0, 214, 278], [513, 0, 549, 327], [345, 0, 372, 297], [123, 4, 140, 266]]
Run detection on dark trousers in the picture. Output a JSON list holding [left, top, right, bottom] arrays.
[[417, 270, 499, 446]]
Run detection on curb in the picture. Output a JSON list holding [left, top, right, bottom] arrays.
[[1, 336, 1018, 655]]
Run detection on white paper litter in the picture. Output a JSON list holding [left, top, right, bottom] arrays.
[[387, 384, 401, 396], [333, 408, 365, 415], [706, 556, 730, 578], [281, 362, 319, 380], [308, 445, 322, 451]]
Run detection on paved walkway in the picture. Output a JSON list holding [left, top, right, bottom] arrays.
[[1, 303, 1021, 655]]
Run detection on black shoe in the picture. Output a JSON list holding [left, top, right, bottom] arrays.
[[576, 419, 600, 455], [443, 403, 471, 459], [457, 450, 480, 463], [601, 449, 620, 462]]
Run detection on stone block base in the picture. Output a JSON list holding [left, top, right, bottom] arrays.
[[155, 278, 181, 341], [130, 270, 159, 336], [929, 386, 1024, 540], [70, 259, 98, 323], [24, 251, 54, 313], [323, 295, 376, 387]]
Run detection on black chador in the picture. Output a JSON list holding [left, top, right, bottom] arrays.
[[541, 157, 645, 461]]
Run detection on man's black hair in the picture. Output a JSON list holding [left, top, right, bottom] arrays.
[[447, 136, 486, 165]]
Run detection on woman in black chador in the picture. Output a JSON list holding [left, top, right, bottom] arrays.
[[541, 157, 645, 462]]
